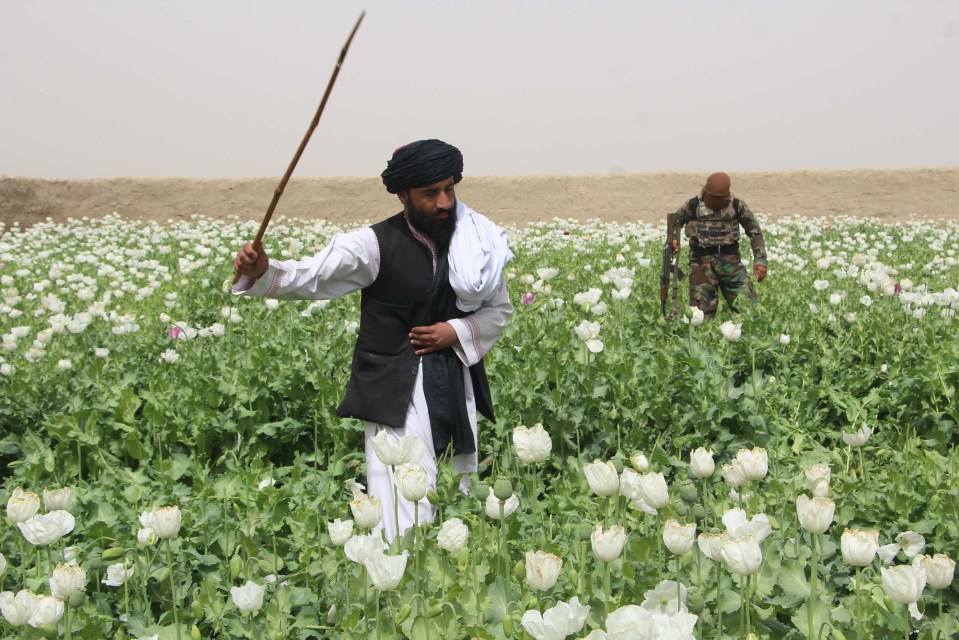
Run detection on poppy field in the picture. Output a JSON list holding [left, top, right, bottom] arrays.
[[0, 212, 957, 639]]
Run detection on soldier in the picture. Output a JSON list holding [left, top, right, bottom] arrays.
[[669, 172, 767, 317]]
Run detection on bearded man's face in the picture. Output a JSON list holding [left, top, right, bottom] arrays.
[[402, 177, 457, 245]]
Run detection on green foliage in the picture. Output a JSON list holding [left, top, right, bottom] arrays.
[[1, 214, 958, 637]]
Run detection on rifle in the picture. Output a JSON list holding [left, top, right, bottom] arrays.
[[660, 212, 685, 320]]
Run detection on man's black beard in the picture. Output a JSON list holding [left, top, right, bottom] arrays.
[[407, 198, 457, 247]]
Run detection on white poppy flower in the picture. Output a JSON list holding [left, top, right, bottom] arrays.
[[591, 524, 627, 562], [437, 518, 469, 553], [230, 581, 267, 613], [485, 493, 520, 520], [720, 321, 741, 342], [102, 563, 135, 587], [513, 423, 552, 464], [17, 511, 75, 546], [524, 550, 562, 591]]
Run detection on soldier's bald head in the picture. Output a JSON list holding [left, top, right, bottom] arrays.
[[705, 172, 731, 195], [702, 172, 732, 211]]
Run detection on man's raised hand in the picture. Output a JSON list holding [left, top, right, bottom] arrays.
[[233, 242, 269, 280]]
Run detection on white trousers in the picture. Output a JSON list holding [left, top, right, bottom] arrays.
[[363, 364, 477, 542]]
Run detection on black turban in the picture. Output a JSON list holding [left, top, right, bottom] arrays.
[[380, 139, 463, 194]]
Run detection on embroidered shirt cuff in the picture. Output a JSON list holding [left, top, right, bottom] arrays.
[[232, 263, 281, 297], [447, 317, 483, 366]]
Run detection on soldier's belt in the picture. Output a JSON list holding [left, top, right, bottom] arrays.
[[690, 242, 740, 258]]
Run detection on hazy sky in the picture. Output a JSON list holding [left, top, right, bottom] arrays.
[[2, 1, 958, 178]]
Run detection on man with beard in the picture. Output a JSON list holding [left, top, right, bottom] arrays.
[[232, 139, 513, 541], [669, 172, 768, 318]]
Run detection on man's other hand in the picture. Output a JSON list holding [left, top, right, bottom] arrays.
[[670, 239, 679, 254], [410, 322, 458, 355], [753, 264, 767, 282], [234, 242, 269, 279]]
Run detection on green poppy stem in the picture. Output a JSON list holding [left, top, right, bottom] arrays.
[[739, 575, 745, 632], [474, 549, 484, 628], [578, 537, 586, 595], [702, 484, 711, 535], [364, 569, 370, 631], [392, 468, 400, 551], [344, 560, 351, 614], [313, 414, 320, 472], [675, 557, 682, 616], [20, 539, 27, 589], [479, 510, 487, 566], [165, 540, 181, 640], [604, 561, 611, 617], [808, 532, 818, 640], [856, 566, 863, 640], [716, 560, 723, 639], [414, 500, 420, 602], [499, 500, 507, 580], [695, 544, 702, 591], [528, 466, 541, 533]]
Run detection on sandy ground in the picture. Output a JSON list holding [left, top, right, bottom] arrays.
[[2, 167, 958, 231]]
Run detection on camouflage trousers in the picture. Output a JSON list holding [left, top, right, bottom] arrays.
[[688, 253, 756, 317]]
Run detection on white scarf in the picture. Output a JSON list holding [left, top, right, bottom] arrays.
[[448, 200, 513, 312]]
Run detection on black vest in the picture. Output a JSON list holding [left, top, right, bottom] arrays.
[[335, 213, 495, 432]]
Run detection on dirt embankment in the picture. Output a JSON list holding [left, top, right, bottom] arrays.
[[2, 167, 958, 230]]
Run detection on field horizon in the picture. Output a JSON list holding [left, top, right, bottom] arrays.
[[2, 166, 958, 232]]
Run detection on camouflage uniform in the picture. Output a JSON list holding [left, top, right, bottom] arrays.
[[675, 197, 767, 317]]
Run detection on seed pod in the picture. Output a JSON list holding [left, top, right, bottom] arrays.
[[513, 560, 525, 581], [229, 555, 244, 580], [101, 547, 127, 560], [686, 590, 705, 614], [678, 479, 698, 504], [474, 483, 490, 500], [577, 523, 593, 541], [395, 603, 413, 625], [692, 504, 706, 521], [493, 476, 513, 501]]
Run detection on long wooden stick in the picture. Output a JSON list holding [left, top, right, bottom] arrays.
[[252, 11, 365, 250]]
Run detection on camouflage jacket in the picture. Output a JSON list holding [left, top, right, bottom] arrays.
[[675, 197, 767, 267]]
